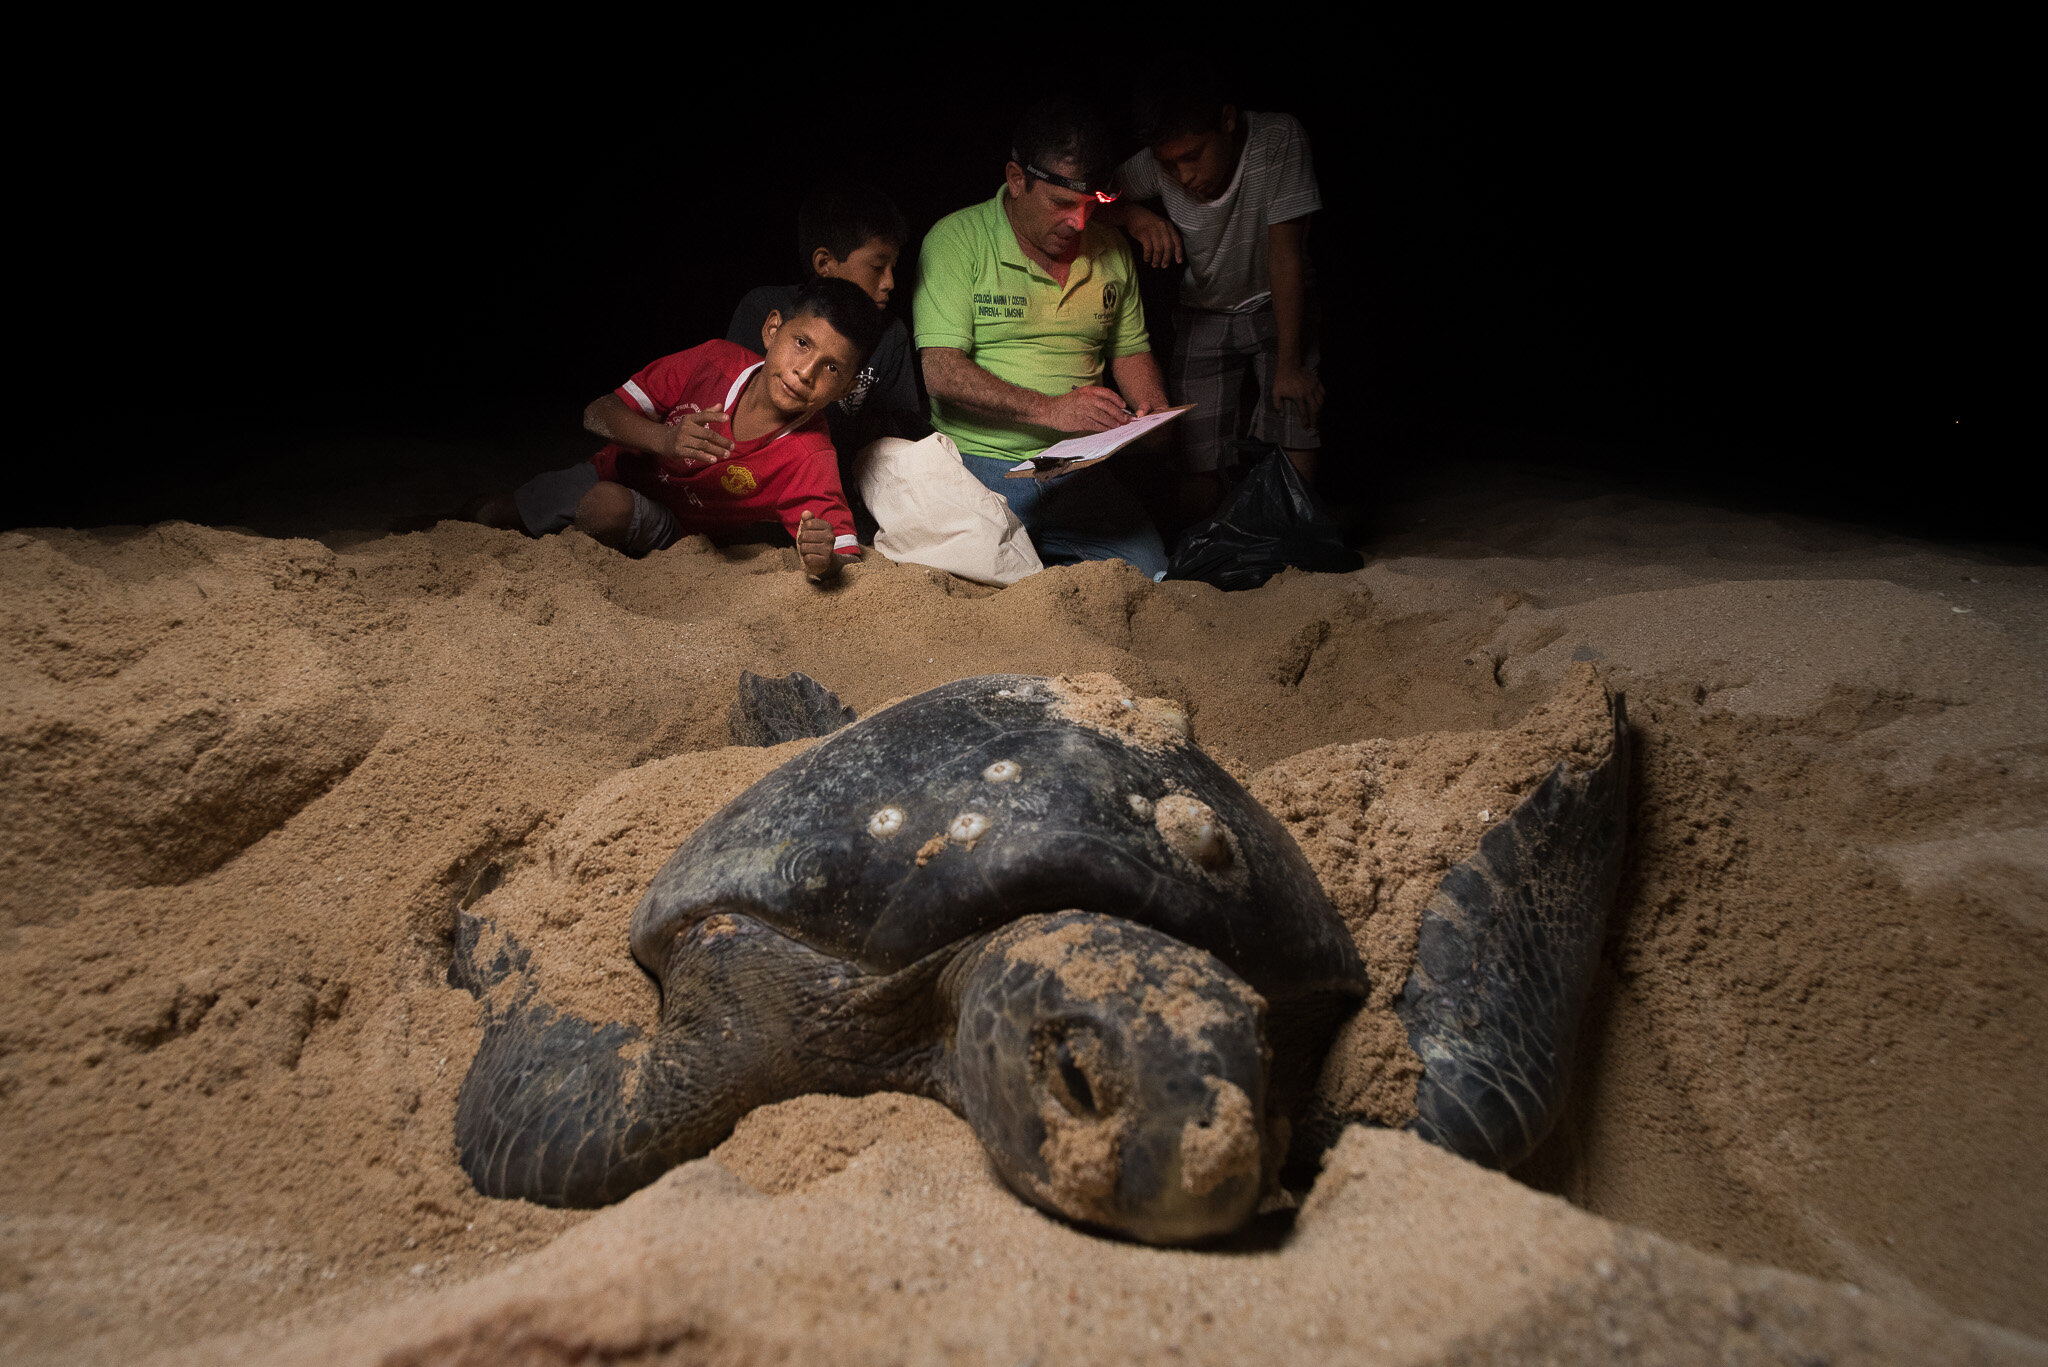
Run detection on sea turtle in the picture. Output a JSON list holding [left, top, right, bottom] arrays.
[[453, 673, 1628, 1244]]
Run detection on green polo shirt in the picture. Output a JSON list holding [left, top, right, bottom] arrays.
[[912, 186, 1152, 462]]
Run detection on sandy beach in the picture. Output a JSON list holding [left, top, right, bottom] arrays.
[[2, 459, 2041, 1364]]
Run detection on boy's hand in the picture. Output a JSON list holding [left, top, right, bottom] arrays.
[[797, 511, 839, 580], [663, 407, 735, 467], [1271, 364, 1324, 431], [1123, 205, 1183, 268], [1045, 385, 1133, 434]]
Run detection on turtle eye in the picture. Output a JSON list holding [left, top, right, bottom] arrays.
[[1037, 1021, 1116, 1118], [1055, 1040, 1096, 1115]]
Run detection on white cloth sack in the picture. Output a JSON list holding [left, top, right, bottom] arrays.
[[854, 433, 1043, 585]]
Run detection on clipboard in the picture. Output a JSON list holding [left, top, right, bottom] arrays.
[[1004, 404, 1196, 479]]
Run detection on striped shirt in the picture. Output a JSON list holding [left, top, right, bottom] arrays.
[[1116, 111, 1321, 314]]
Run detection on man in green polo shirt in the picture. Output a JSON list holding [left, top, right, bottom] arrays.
[[913, 96, 1172, 579]]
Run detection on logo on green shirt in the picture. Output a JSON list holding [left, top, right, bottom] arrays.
[[974, 291, 1028, 320]]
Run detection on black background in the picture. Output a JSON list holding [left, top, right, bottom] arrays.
[[20, 25, 2007, 545]]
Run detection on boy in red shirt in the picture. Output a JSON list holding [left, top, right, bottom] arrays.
[[476, 277, 887, 580]]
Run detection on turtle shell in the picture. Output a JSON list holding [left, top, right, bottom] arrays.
[[629, 675, 1366, 1012]]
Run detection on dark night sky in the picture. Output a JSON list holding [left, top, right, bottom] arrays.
[[24, 28, 2004, 543]]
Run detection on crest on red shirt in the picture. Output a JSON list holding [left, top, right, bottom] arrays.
[[721, 465, 758, 496]]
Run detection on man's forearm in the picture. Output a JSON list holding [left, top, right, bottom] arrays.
[[1110, 350, 1170, 414], [920, 347, 1056, 428]]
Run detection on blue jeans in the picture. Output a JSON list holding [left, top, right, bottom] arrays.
[[961, 453, 1168, 580]]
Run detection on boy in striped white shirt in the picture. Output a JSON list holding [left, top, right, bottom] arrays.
[[1107, 56, 1325, 520]]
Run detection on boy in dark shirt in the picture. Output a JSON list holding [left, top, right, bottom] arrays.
[[475, 277, 886, 580], [726, 185, 925, 540]]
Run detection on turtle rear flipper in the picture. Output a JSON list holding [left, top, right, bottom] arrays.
[[1395, 694, 1630, 1168], [728, 670, 856, 746]]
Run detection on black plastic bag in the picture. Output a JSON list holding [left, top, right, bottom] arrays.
[[1166, 444, 1362, 590]]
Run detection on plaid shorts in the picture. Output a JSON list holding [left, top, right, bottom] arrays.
[[1171, 303, 1322, 473]]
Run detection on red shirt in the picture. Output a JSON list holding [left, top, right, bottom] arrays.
[[591, 340, 858, 550]]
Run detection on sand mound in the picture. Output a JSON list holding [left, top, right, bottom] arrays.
[[187, 1105, 2034, 1367], [1254, 661, 1621, 1129], [2, 503, 2043, 1363]]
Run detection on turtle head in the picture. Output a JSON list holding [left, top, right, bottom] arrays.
[[949, 911, 1273, 1244]]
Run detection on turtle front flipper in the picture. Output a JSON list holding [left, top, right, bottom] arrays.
[[1395, 692, 1631, 1168], [452, 911, 705, 1208], [456, 988, 676, 1207], [455, 910, 948, 1208]]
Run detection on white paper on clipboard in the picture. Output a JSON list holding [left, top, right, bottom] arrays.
[[1003, 404, 1196, 479]]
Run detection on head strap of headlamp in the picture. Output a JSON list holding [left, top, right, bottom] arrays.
[[1014, 152, 1119, 203]]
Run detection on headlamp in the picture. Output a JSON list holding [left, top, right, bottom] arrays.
[[1015, 153, 1120, 203]]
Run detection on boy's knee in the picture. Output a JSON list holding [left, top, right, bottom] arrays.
[[471, 492, 523, 529], [573, 482, 636, 548]]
